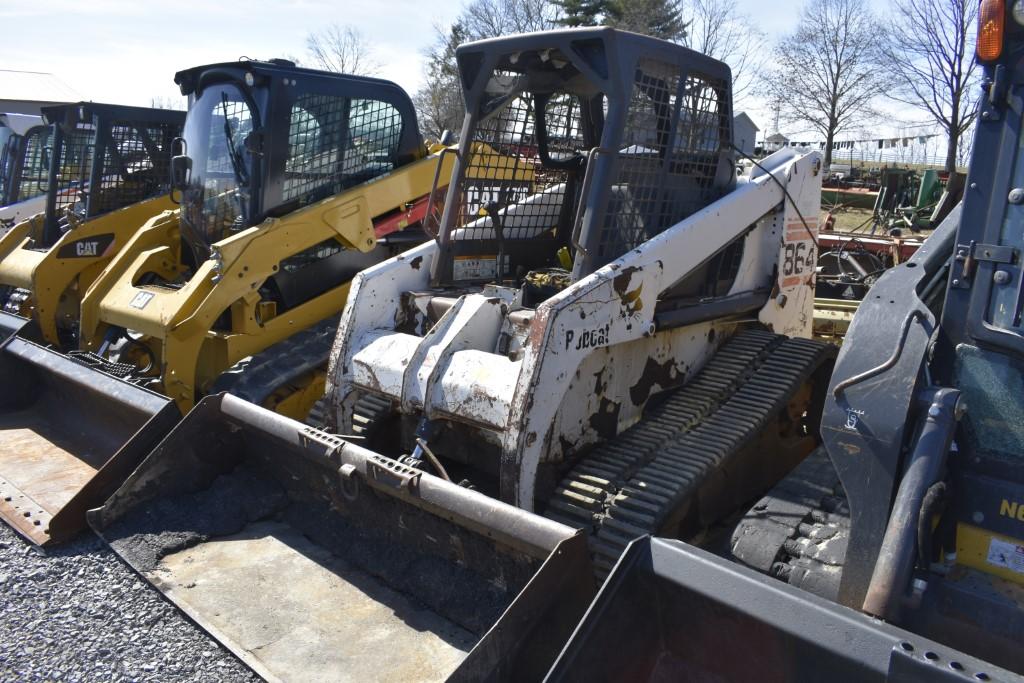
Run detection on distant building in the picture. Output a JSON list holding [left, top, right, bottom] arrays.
[[733, 112, 759, 157], [0, 70, 82, 115], [764, 132, 789, 153]]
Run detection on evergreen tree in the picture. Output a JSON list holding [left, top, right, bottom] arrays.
[[604, 0, 688, 41], [554, 0, 608, 27]]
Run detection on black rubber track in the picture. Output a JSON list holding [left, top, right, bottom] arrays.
[[212, 318, 338, 409], [543, 329, 835, 577]]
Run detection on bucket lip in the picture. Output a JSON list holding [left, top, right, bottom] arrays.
[[0, 310, 30, 343], [547, 537, 1018, 681], [3, 335, 174, 412], [0, 475, 54, 545]]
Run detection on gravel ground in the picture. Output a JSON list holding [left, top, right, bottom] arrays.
[[0, 522, 257, 682]]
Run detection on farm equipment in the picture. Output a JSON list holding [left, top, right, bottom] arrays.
[[872, 167, 965, 235], [728, 2, 1024, 675], [92, 27, 837, 679], [0, 102, 185, 347], [0, 113, 48, 230], [0, 57, 469, 545]]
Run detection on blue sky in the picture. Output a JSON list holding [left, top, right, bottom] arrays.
[[1, 0, 898, 138]]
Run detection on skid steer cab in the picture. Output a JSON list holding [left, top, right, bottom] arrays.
[[0, 102, 185, 348], [90, 28, 833, 681], [0, 112, 46, 230]]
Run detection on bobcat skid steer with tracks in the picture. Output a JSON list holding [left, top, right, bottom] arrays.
[[0, 58, 480, 546], [0, 112, 47, 231], [91, 28, 834, 680], [0, 102, 185, 348]]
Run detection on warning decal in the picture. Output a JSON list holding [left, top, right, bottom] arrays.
[[987, 537, 1024, 575]]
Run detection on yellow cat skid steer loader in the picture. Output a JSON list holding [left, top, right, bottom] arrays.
[[0, 58, 503, 546], [0, 102, 185, 348], [91, 28, 836, 681]]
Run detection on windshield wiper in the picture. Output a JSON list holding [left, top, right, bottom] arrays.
[[220, 93, 249, 187]]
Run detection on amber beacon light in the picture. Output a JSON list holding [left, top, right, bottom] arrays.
[[978, 0, 1006, 61]]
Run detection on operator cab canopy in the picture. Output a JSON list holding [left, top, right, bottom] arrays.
[[170, 58, 424, 264], [432, 27, 736, 299]]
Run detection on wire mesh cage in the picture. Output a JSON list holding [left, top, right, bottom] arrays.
[[53, 124, 95, 220], [283, 94, 403, 206], [433, 33, 734, 289], [47, 113, 181, 231], [434, 68, 590, 284], [455, 78, 580, 244], [283, 93, 347, 204], [280, 94, 405, 267], [594, 58, 731, 266], [88, 120, 179, 216], [344, 98, 402, 179]]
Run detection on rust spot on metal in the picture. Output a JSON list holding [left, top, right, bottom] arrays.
[[612, 266, 643, 315], [612, 267, 637, 295], [588, 397, 620, 439], [527, 308, 549, 350], [394, 292, 425, 334], [629, 356, 679, 406], [409, 256, 423, 270]]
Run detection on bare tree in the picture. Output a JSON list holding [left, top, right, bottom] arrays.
[[306, 25, 381, 76], [682, 0, 765, 108], [414, 0, 561, 141], [765, 0, 884, 168], [462, 0, 560, 37], [881, 0, 978, 172], [414, 22, 469, 141]]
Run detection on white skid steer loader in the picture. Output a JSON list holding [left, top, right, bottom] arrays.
[[91, 27, 835, 681]]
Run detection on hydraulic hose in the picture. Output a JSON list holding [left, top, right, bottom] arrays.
[[862, 387, 962, 621]]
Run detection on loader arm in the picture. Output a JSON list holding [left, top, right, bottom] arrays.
[[0, 194, 177, 345], [81, 151, 457, 412]]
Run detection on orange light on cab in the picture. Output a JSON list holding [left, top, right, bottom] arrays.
[[978, 0, 1006, 61]]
